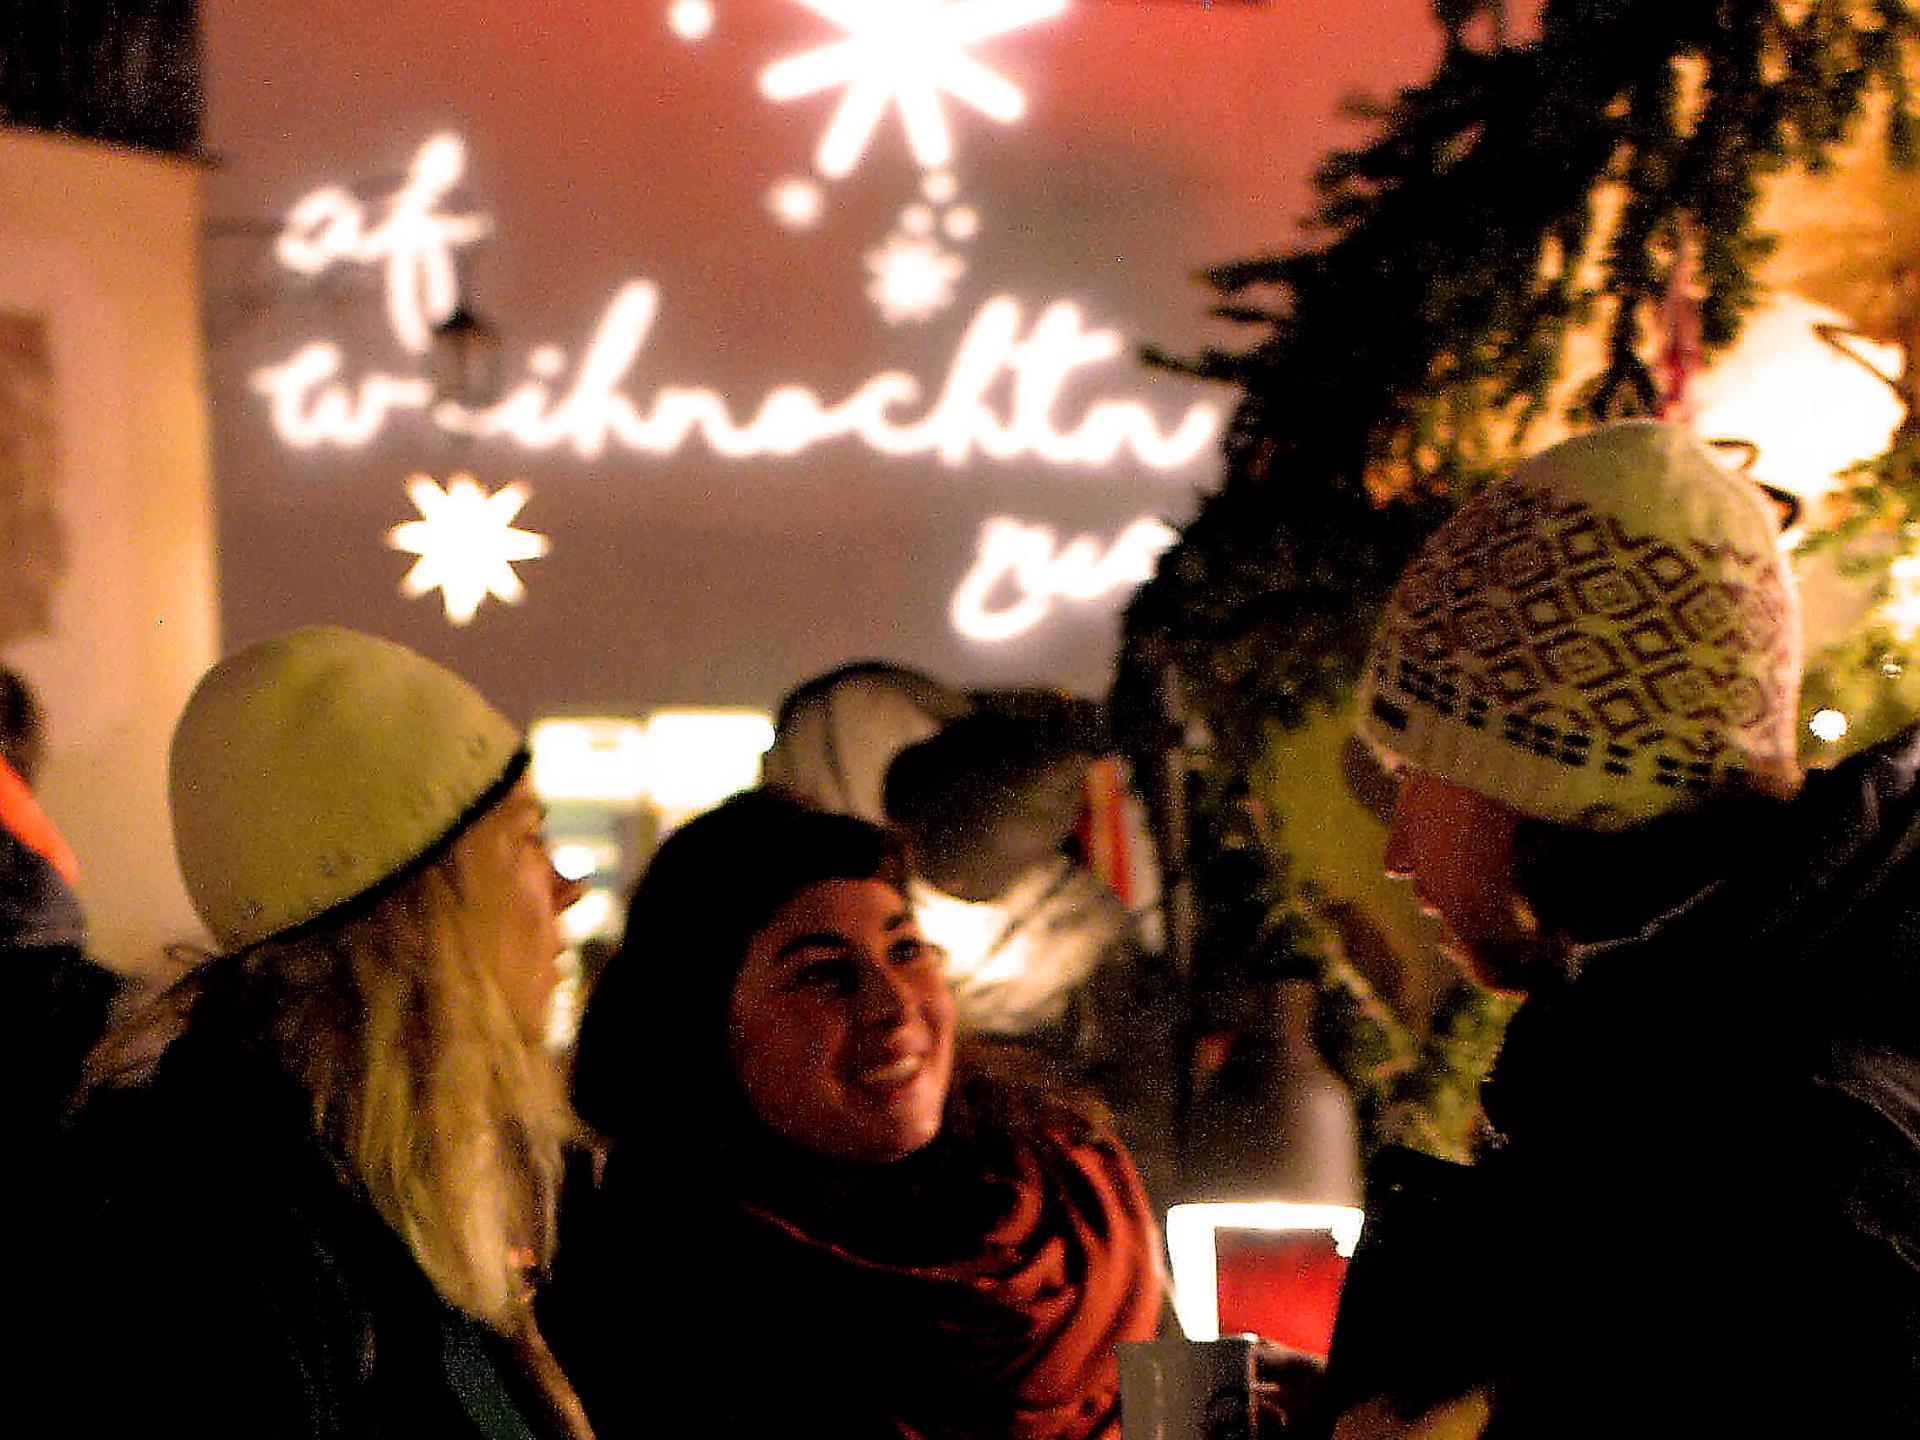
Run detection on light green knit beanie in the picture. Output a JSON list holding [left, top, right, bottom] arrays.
[[170, 625, 522, 950]]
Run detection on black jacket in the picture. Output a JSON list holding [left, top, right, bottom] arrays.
[[12, 999, 566, 1440], [1331, 724, 1920, 1436], [0, 824, 117, 1157]]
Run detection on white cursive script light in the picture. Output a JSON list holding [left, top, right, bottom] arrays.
[[388, 473, 550, 624], [255, 281, 1221, 470], [254, 136, 1222, 471], [257, 134, 1224, 645], [760, 0, 1069, 179], [951, 514, 1179, 642], [274, 133, 490, 355]]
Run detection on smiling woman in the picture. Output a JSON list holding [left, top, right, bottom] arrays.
[[541, 788, 1162, 1440], [726, 876, 957, 1163]]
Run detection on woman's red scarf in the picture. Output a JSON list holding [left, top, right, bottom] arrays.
[[738, 1131, 1162, 1440]]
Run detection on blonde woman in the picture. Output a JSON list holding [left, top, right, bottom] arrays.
[[26, 626, 592, 1439]]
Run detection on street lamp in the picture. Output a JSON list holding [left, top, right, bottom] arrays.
[[428, 302, 504, 410]]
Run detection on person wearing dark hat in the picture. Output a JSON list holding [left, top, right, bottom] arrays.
[[539, 787, 1161, 1440], [18, 626, 592, 1439], [1326, 421, 1920, 1438]]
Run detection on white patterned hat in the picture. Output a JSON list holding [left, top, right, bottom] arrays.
[[1356, 420, 1802, 830]]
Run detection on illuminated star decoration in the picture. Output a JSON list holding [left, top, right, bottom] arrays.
[[760, 0, 1069, 179], [388, 473, 550, 624], [866, 232, 968, 324]]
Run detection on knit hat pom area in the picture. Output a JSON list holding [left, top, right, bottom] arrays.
[[1356, 420, 1803, 831], [169, 625, 523, 951]]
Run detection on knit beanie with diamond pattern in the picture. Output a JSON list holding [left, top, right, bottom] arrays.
[[1356, 420, 1803, 831]]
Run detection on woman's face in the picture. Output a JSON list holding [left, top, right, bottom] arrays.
[[457, 778, 586, 1041], [726, 876, 955, 1163]]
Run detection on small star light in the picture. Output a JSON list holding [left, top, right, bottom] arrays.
[[866, 232, 967, 324], [388, 474, 550, 625], [768, 176, 826, 229], [667, 0, 715, 41], [760, 0, 1069, 179]]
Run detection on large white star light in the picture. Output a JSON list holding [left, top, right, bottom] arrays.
[[760, 0, 1069, 179], [388, 473, 550, 625]]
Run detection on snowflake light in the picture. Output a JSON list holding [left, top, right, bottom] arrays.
[[768, 177, 826, 229], [865, 233, 967, 323], [667, 0, 715, 41], [388, 473, 550, 624], [760, 0, 1068, 179]]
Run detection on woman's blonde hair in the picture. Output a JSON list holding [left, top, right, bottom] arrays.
[[244, 825, 571, 1330], [90, 815, 572, 1334], [83, 817, 591, 1435]]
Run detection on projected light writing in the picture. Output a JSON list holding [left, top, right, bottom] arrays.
[[253, 133, 1217, 638]]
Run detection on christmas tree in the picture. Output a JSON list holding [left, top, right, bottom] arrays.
[[1117, 0, 1920, 1160]]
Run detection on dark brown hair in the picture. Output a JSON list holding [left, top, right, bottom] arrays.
[[0, 666, 44, 784], [570, 787, 1102, 1168], [570, 788, 909, 1145]]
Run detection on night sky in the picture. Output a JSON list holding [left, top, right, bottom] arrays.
[[198, 0, 1441, 723]]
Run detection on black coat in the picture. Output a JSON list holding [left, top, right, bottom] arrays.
[[11, 1003, 566, 1440], [0, 824, 117, 1161], [1331, 725, 1920, 1436]]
